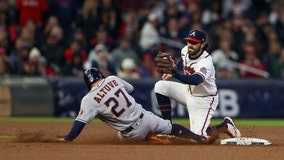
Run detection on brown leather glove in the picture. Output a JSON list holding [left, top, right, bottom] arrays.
[[155, 52, 177, 75]]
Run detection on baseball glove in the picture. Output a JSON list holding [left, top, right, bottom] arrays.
[[155, 52, 177, 75]]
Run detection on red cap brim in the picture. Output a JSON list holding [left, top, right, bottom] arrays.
[[184, 37, 202, 43]]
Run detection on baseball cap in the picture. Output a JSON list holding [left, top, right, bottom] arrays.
[[184, 29, 206, 43]]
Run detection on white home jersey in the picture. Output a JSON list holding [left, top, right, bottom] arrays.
[[180, 46, 217, 97], [76, 76, 143, 131]]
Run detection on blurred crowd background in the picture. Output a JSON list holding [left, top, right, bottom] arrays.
[[0, 0, 284, 80]]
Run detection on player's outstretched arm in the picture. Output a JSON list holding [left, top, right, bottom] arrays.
[[59, 120, 86, 141]]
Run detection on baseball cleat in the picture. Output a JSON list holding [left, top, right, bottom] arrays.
[[147, 134, 171, 144], [205, 135, 220, 144], [196, 136, 210, 144], [204, 136, 214, 144], [198, 135, 217, 144], [223, 117, 241, 138]]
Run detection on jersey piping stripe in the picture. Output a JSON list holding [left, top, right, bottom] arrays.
[[189, 62, 197, 67], [200, 96, 215, 136]]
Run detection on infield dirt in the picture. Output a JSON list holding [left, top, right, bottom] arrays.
[[0, 121, 283, 160]]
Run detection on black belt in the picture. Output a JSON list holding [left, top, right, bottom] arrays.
[[123, 113, 144, 133]]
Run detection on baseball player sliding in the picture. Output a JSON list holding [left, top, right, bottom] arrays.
[[154, 29, 241, 139], [58, 68, 215, 144]]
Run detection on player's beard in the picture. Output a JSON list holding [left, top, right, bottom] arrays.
[[187, 44, 202, 58]]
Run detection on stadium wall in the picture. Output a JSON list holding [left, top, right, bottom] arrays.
[[0, 77, 54, 116], [0, 77, 283, 118]]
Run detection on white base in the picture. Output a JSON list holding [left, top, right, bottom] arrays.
[[220, 137, 272, 145]]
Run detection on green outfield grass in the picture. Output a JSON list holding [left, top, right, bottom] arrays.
[[0, 117, 284, 126]]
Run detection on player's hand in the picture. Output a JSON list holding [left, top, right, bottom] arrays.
[[162, 74, 173, 80]]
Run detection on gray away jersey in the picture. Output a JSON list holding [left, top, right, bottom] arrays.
[[76, 76, 143, 131]]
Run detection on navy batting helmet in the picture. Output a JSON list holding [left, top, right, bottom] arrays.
[[83, 68, 103, 90]]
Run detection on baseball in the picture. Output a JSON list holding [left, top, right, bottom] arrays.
[[162, 56, 172, 60]]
